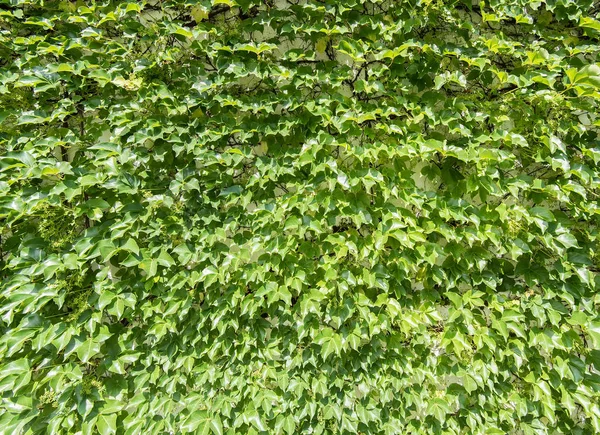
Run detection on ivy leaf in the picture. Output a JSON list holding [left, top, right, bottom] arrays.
[[282, 416, 295, 435], [315, 329, 343, 360], [567, 64, 600, 93], [96, 414, 117, 435], [556, 233, 579, 249], [587, 323, 600, 348], [121, 238, 140, 255], [580, 17, 600, 32], [427, 398, 452, 422], [77, 339, 101, 363], [529, 207, 555, 222], [181, 411, 223, 435], [191, 6, 209, 23]]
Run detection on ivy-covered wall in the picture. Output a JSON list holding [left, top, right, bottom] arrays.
[[1, 0, 600, 434]]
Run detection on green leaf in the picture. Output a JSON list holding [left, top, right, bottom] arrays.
[[580, 17, 600, 32], [121, 238, 140, 255], [157, 249, 175, 267], [17, 111, 48, 125], [315, 329, 343, 360], [567, 64, 600, 91], [96, 413, 117, 435], [556, 233, 579, 249], [282, 415, 295, 435], [587, 323, 600, 348], [427, 398, 451, 422], [463, 375, 478, 393], [77, 339, 101, 363], [529, 207, 555, 222], [175, 26, 193, 38], [181, 411, 222, 435]]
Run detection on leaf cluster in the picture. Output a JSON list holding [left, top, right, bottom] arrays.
[[1, 0, 600, 434]]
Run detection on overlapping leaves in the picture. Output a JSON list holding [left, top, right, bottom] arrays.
[[1, 0, 600, 433]]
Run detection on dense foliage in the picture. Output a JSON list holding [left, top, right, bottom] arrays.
[[1, 0, 600, 433]]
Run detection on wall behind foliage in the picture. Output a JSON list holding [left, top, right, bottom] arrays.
[[1, 0, 600, 434]]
